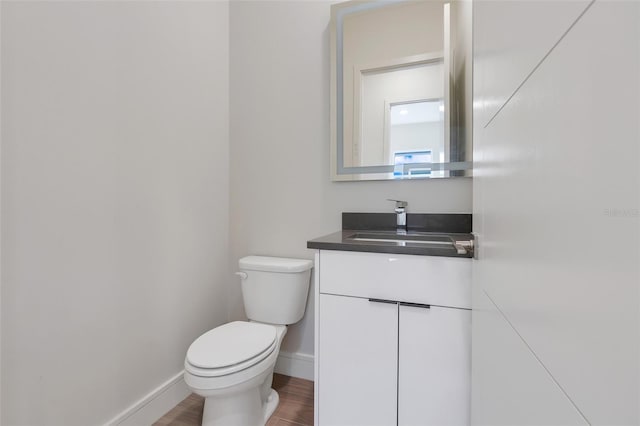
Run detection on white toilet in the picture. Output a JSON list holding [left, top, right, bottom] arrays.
[[184, 255, 313, 426]]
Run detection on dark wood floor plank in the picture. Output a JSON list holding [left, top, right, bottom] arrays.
[[268, 418, 308, 426], [153, 394, 204, 426], [270, 397, 314, 426], [153, 374, 314, 426]]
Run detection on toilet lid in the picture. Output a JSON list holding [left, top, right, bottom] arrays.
[[186, 321, 277, 370]]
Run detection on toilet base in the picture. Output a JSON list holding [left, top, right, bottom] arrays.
[[201, 387, 279, 426], [264, 389, 279, 421]]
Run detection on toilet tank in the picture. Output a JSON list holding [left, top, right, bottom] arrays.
[[238, 256, 313, 325]]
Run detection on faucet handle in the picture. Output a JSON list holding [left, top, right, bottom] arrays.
[[387, 199, 408, 208]]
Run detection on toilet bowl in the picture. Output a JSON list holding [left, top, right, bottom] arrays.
[[183, 256, 313, 426], [184, 321, 287, 426]]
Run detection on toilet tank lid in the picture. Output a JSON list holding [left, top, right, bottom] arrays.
[[239, 256, 313, 273]]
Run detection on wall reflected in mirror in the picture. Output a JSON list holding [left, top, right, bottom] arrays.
[[390, 98, 445, 179], [330, 0, 473, 181]]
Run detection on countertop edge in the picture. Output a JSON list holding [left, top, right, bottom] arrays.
[[307, 230, 474, 259]]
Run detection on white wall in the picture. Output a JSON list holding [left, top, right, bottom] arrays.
[[1, 2, 229, 424], [473, 1, 639, 424], [229, 1, 472, 358]]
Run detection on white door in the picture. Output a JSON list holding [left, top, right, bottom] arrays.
[[472, 1, 640, 424], [318, 294, 398, 426], [398, 304, 471, 426]]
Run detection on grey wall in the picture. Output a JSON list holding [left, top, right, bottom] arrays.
[[229, 0, 472, 357], [1, 2, 230, 424]]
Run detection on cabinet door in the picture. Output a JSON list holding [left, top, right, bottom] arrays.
[[318, 294, 398, 426], [398, 304, 471, 426]]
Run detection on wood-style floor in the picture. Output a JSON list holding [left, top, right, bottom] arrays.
[[153, 374, 314, 426]]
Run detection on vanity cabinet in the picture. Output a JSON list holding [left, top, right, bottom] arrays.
[[315, 250, 471, 426]]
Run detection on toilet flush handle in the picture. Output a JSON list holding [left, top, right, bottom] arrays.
[[235, 271, 248, 280]]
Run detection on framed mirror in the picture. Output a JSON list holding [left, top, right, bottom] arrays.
[[330, 0, 473, 181]]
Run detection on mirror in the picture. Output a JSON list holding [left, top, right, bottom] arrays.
[[330, 0, 473, 181]]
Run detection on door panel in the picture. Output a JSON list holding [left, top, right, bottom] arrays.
[[471, 292, 588, 426], [473, 1, 640, 423]]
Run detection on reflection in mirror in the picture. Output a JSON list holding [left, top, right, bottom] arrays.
[[390, 99, 445, 178], [330, 0, 473, 181]]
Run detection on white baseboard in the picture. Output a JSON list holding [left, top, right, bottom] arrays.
[[104, 353, 312, 426], [274, 351, 314, 381], [105, 370, 190, 426]]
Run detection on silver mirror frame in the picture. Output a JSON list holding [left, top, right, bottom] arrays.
[[330, 0, 473, 181]]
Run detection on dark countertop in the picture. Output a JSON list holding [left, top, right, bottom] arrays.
[[307, 230, 474, 258]]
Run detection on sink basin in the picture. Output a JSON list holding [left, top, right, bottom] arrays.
[[345, 231, 473, 255], [349, 232, 455, 245]]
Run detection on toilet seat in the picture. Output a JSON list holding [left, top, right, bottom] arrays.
[[185, 321, 277, 378]]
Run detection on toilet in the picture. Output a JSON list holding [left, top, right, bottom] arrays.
[[184, 255, 313, 426]]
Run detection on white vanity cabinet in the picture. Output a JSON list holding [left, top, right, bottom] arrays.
[[314, 250, 471, 426]]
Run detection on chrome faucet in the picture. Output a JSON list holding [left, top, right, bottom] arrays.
[[388, 199, 408, 234]]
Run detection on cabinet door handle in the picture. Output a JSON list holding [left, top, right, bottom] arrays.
[[399, 301, 431, 309], [368, 298, 398, 305]]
